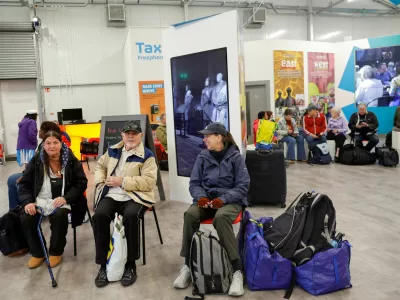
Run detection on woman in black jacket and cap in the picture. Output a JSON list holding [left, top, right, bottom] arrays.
[[18, 131, 88, 269]]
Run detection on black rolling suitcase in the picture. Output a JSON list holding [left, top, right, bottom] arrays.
[[245, 148, 287, 208]]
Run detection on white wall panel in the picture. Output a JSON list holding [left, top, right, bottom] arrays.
[[0, 80, 39, 156], [44, 85, 126, 122], [0, 7, 30, 22]]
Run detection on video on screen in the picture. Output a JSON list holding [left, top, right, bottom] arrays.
[[355, 45, 400, 107], [171, 47, 229, 177]]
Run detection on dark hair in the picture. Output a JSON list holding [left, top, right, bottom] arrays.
[[266, 111, 273, 119], [25, 113, 38, 121], [40, 121, 61, 135], [222, 132, 238, 150], [396, 62, 400, 76], [284, 108, 293, 116], [258, 111, 266, 119], [42, 131, 63, 176]]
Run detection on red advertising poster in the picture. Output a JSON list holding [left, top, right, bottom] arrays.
[[308, 52, 335, 106]]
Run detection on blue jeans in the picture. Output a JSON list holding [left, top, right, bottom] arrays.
[[305, 135, 327, 150], [354, 134, 379, 152], [280, 135, 306, 161], [8, 173, 23, 209]]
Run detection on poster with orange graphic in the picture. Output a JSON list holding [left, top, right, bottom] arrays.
[[139, 80, 165, 123], [273, 50, 305, 109]]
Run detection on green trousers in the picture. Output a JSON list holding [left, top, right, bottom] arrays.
[[180, 203, 243, 263]]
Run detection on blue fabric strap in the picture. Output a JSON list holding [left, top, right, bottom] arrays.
[[333, 255, 339, 284], [272, 262, 278, 284]]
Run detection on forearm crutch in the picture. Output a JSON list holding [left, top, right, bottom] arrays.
[[36, 206, 58, 288]]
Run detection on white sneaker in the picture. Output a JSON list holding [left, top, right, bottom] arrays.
[[228, 270, 244, 297], [173, 265, 191, 289]]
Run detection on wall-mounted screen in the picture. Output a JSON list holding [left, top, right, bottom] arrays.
[[171, 47, 229, 177], [355, 46, 400, 107]]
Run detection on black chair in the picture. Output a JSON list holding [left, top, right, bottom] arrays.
[[140, 206, 163, 265]]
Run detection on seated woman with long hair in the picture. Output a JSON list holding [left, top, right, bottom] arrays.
[[18, 131, 87, 269], [173, 123, 250, 297]]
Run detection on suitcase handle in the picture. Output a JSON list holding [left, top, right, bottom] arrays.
[[256, 149, 273, 156]]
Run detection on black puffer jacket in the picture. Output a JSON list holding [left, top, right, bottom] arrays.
[[18, 146, 88, 227]]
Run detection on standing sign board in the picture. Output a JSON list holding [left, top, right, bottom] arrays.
[[98, 114, 165, 201]]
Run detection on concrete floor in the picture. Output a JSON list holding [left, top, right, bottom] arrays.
[[0, 160, 399, 300]]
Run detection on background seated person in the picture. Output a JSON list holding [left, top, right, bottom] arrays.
[[253, 111, 267, 146], [8, 121, 62, 210], [277, 108, 306, 163], [19, 131, 88, 269], [155, 113, 168, 153], [327, 106, 348, 158], [173, 123, 250, 297], [303, 104, 327, 150], [93, 121, 158, 288], [349, 103, 379, 152], [395, 106, 400, 130]]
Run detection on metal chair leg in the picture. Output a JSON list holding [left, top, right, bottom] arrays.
[[73, 226, 77, 256], [86, 206, 94, 228], [152, 207, 163, 245], [142, 216, 146, 265]]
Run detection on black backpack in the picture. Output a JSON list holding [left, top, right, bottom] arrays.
[[0, 207, 29, 256], [264, 192, 336, 265], [385, 132, 392, 148], [375, 146, 399, 167], [338, 144, 376, 165], [309, 142, 332, 165]]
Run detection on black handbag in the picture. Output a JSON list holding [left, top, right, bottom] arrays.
[[376, 147, 399, 167]]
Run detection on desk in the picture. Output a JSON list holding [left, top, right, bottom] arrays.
[[60, 123, 101, 158]]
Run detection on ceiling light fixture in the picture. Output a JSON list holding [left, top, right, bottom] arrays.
[[266, 30, 287, 39], [318, 31, 341, 41]]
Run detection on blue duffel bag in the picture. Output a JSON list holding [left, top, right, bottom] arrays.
[[243, 212, 292, 291], [295, 240, 352, 296]]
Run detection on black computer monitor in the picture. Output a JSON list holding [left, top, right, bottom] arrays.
[[57, 112, 63, 125], [62, 108, 83, 121]]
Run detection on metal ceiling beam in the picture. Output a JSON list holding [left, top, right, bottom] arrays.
[[315, 0, 345, 14]]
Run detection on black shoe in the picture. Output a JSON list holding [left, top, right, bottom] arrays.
[[121, 265, 137, 287], [95, 266, 109, 288]]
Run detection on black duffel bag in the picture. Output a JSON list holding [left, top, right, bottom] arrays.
[[375, 146, 399, 167], [0, 206, 29, 256], [338, 144, 376, 165]]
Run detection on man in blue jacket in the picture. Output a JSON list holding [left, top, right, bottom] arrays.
[[173, 123, 250, 297]]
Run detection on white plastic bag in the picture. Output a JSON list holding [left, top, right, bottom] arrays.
[[106, 213, 127, 281]]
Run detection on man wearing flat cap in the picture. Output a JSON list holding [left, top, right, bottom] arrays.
[[93, 121, 158, 288]]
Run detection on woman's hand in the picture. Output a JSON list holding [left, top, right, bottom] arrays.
[[54, 197, 67, 208], [25, 203, 36, 216]]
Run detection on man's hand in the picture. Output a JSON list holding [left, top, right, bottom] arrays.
[[54, 197, 67, 208], [356, 124, 362, 129], [310, 133, 318, 139], [210, 198, 224, 209], [361, 122, 369, 127], [106, 176, 123, 187], [16, 176, 22, 184], [333, 129, 338, 134], [197, 197, 210, 208]]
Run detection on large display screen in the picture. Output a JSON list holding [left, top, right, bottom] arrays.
[[171, 47, 229, 177], [355, 46, 400, 107]]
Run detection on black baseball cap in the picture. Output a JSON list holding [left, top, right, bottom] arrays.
[[123, 121, 142, 133], [198, 122, 227, 136]]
